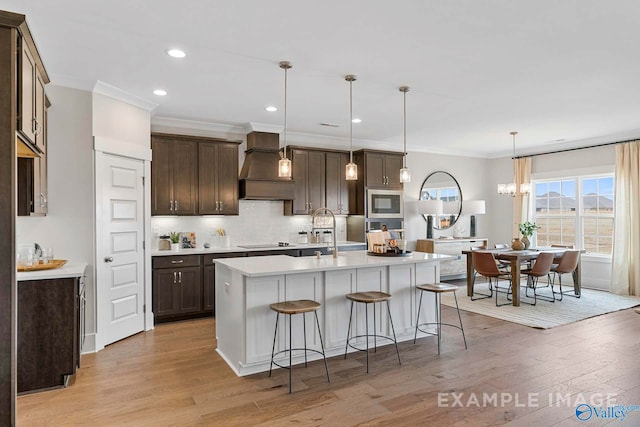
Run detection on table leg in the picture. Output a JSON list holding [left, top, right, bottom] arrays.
[[574, 256, 582, 296], [510, 259, 520, 307], [466, 253, 473, 297]]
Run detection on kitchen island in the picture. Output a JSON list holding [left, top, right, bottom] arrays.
[[215, 250, 453, 376]]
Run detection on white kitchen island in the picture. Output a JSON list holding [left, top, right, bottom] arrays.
[[215, 250, 454, 376]]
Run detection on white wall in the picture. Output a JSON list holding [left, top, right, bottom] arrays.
[[93, 93, 150, 146], [16, 85, 96, 347], [402, 151, 491, 248]]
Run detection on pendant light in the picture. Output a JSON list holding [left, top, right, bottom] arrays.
[[399, 86, 411, 183], [345, 74, 358, 180], [278, 61, 292, 178], [497, 131, 530, 196]]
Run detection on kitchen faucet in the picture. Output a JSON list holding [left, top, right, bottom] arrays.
[[311, 207, 337, 258]]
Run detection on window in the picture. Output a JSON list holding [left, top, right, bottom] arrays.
[[533, 174, 614, 255]]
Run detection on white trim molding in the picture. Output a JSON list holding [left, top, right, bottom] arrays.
[[152, 116, 247, 136], [94, 136, 152, 161], [93, 80, 158, 112]]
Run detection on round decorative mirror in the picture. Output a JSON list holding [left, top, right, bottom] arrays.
[[419, 171, 462, 229]]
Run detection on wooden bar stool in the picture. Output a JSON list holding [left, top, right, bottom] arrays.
[[344, 291, 401, 373], [268, 299, 330, 393], [414, 283, 467, 354]]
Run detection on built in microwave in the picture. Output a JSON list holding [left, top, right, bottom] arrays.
[[367, 189, 404, 218]]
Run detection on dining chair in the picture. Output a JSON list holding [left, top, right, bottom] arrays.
[[471, 251, 512, 306], [550, 250, 581, 301], [521, 252, 555, 305]]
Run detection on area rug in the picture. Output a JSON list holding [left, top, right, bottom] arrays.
[[440, 282, 640, 329]]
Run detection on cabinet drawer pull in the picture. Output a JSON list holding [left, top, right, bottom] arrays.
[[171, 260, 184, 264], [173, 271, 177, 284]]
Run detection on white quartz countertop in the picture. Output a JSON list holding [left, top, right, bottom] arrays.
[[151, 241, 366, 257], [17, 262, 87, 281], [215, 250, 453, 277]]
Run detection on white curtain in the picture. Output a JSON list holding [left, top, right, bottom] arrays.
[[611, 141, 640, 295], [513, 157, 531, 237]]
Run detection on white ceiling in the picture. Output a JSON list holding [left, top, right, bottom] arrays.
[[5, 0, 640, 157]]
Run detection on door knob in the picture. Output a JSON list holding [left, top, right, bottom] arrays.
[[104, 256, 114, 263]]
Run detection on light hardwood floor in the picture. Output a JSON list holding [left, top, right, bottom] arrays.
[[18, 305, 640, 426]]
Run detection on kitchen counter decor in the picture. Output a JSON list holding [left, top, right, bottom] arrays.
[[17, 259, 67, 272]]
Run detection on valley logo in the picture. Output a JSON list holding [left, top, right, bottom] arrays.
[[576, 403, 640, 422]]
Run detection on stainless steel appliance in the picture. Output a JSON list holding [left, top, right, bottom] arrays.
[[367, 189, 404, 218]]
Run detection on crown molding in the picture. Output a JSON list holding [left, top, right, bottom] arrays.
[[49, 73, 95, 91], [245, 122, 284, 134], [93, 80, 158, 112], [151, 116, 247, 136]]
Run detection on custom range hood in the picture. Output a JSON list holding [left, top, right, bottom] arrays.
[[239, 131, 295, 200]]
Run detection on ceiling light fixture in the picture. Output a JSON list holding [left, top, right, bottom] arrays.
[[265, 106, 277, 112], [497, 131, 530, 196], [399, 86, 411, 183], [345, 74, 358, 181], [351, 118, 362, 124], [153, 89, 167, 96], [278, 61, 292, 178], [167, 49, 186, 58]]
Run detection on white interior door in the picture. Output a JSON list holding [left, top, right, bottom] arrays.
[[97, 152, 145, 346]]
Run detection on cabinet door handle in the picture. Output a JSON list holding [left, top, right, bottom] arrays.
[[178, 271, 182, 283], [175, 200, 179, 211], [219, 201, 223, 211], [215, 201, 219, 211], [34, 119, 41, 137], [170, 200, 174, 212], [171, 259, 184, 264], [173, 271, 177, 284]]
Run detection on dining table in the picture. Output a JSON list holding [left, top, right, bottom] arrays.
[[461, 247, 583, 307]]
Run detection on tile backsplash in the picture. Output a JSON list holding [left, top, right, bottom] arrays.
[[150, 200, 348, 250]]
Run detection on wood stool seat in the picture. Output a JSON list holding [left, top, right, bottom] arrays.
[[416, 283, 458, 293], [346, 291, 391, 303], [414, 282, 467, 354], [270, 299, 320, 315]]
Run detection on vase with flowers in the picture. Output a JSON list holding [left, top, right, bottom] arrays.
[[518, 221, 541, 250]]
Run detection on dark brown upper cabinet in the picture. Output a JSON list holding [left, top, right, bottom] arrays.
[[198, 141, 239, 215], [325, 152, 350, 215], [18, 36, 48, 155], [151, 136, 198, 215], [362, 151, 404, 189], [151, 133, 240, 216], [286, 148, 326, 215]]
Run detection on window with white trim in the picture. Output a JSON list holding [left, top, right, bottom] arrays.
[[532, 174, 614, 255]]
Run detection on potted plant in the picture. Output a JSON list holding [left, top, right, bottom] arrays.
[[170, 232, 181, 251], [518, 221, 541, 250]]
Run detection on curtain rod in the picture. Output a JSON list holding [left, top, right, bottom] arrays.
[[515, 137, 639, 159]]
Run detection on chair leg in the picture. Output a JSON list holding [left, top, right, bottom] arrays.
[[373, 302, 377, 353], [435, 293, 441, 355], [288, 313, 292, 394], [314, 311, 330, 383], [344, 300, 354, 358], [365, 303, 369, 373], [471, 273, 493, 301], [269, 312, 280, 377], [453, 292, 468, 350], [386, 300, 401, 365], [414, 289, 424, 344], [303, 312, 308, 367]]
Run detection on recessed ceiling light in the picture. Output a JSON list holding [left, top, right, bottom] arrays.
[[167, 49, 186, 58], [265, 106, 278, 112], [352, 118, 362, 123], [153, 89, 167, 96]]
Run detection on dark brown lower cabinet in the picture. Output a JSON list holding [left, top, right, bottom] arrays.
[[152, 265, 202, 323], [203, 265, 215, 312], [18, 277, 82, 393]]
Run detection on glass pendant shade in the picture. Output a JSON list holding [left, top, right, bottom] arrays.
[[497, 131, 530, 197], [278, 157, 291, 178], [278, 61, 292, 178], [400, 167, 411, 183], [346, 162, 358, 180]]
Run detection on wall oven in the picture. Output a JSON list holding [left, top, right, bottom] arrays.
[[367, 189, 404, 218]]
